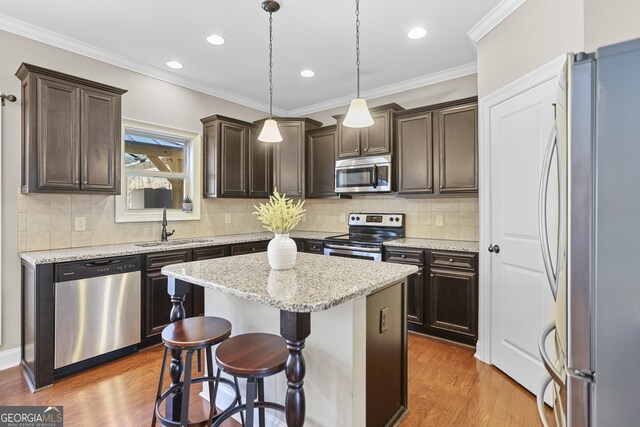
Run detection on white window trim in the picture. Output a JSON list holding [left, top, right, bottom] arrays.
[[115, 118, 201, 223]]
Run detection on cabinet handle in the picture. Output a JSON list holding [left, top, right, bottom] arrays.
[[449, 258, 454, 263], [401, 254, 406, 258], [252, 248, 256, 252], [430, 273, 435, 278], [356, 148, 359, 152], [364, 147, 368, 152], [416, 271, 423, 276], [74, 180, 80, 184], [83, 180, 88, 185]]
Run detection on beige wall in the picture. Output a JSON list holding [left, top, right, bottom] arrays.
[[308, 74, 478, 125], [477, 0, 584, 98], [584, 0, 640, 51]]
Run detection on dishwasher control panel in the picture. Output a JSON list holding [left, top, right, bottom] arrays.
[[55, 255, 142, 282]]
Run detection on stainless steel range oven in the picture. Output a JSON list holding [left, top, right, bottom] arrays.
[[324, 213, 405, 261]]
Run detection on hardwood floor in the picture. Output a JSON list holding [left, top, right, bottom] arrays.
[[0, 333, 550, 426]]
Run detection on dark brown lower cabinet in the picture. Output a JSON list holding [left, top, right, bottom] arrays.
[[192, 246, 229, 316], [143, 250, 193, 345], [406, 268, 425, 326], [428, 267, 477, 345], [304, 240, 324, 254], [230, 241, 269, 256]]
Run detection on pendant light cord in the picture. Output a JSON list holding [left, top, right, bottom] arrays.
[[355, 0, 361, 98], [268, 11, 274, 118]]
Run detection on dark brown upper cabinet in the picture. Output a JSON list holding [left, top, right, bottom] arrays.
[[255, 117, 321, 199], [306, 125, 338, 198], [201, 115, 272, 199], [334, 104, 404, 159], [16, 63, 126, 194], [395, 97, 478, 197]]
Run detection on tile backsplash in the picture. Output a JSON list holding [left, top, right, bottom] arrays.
[[18, 193, 478, 252]]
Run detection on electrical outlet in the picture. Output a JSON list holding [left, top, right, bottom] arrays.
[[435, 214, 444, 227], [74, 216, 86, 231], [224, 214, 231, 224], [339, 213, 346, 223], [380, 307, 389, 333]]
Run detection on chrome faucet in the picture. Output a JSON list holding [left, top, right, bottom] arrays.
[[161, 207, 175, 242]]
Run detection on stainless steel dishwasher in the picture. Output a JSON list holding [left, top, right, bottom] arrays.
[[54, 255, 141, 370]]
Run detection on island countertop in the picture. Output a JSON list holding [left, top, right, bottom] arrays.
[[162, 252, 418, 312]]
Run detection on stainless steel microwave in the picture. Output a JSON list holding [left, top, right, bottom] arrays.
[[335, 155, 392, 193]]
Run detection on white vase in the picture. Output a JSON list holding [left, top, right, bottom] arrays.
[[267, 233, 297, 270]]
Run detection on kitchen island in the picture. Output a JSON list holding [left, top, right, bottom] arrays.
[[162, 252, 418, 427]]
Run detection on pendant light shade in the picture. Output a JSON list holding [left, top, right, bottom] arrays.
[[344, 0, 373, 129], [343, 98, 374, 128], [258, 0, 283, 143], [258, 118, 283, 143]]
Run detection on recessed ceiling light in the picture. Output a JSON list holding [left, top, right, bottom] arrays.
[[300, 69, 315, 78], [207, 34, 226, 46], [408, 27, 428, 40], [166, 61, 183, 69]]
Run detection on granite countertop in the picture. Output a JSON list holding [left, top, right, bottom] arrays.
[[162, 252, 418, 313], [19, 230, 340, 265], [384, 238, 479, 253]]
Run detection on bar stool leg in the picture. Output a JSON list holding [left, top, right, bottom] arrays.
[[257, 378, 265, 427], [180, 350, 195, 427], [233, 375, 245, 427], [245, 377, 256, 427], [206, 348, 216, 426], [151, 346, 169, 427]]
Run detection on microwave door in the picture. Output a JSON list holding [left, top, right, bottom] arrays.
[[335, 164, 375, 192]]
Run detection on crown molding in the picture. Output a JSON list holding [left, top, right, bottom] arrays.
[[0, 13, 476, 118], [0, 13, 288, 116], [286, 62, 478, 117], [467, 0, 528, 44]]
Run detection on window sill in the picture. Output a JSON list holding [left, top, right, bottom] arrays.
[[115, 207, 201, 223]]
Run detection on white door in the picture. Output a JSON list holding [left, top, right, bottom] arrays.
[[488, 77, 558, 396]]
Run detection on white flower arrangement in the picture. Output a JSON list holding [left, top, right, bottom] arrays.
[[253, 189, 306, 234]]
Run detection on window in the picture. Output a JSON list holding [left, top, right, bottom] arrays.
[[116, 119, 201, 222]]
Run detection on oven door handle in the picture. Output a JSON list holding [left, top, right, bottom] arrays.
[[324, 243, 381, 253]]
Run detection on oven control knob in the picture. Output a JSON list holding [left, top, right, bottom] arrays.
[[351, 216, 355, 221], [356, 216, 360, 221], [389, 217, 394, 222], [395, 217, 400, 222]]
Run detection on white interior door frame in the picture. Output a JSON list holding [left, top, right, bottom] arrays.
[[475, 55, 567, 363]]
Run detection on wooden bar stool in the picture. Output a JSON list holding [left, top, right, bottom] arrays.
[[212, 333, 288, 427], [152, 316, 243, 427]]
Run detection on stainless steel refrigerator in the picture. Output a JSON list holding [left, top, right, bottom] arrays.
[[537, 38, 640, 426]]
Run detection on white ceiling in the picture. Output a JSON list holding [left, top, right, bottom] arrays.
[[0, 0, 499, 115]]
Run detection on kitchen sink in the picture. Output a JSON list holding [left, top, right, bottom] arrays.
[[134, 239, 210, 248]]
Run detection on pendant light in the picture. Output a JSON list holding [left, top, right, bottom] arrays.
[[343, 0, 374, 128], [258, 0, 283, 143]]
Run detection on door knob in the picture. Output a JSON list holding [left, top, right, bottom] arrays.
[[488, 245, 500, 254]]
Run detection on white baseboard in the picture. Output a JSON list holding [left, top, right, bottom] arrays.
[[200, 376, 286, 427], [0, 347, 21, 371]]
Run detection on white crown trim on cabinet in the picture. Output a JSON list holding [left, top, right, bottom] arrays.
[[467, 0, 528, 44], [286, 62, 478, 117]]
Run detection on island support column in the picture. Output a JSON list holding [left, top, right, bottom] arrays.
[[166, 277, 190, 422], [280, 310, 311, 427]]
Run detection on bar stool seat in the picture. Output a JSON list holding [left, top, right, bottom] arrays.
[[213, 333, 288, 427], [152, 317, 242, 427]]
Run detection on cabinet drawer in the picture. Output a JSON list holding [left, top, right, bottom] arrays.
[[384, 247, 425, 265], [430, 251, 476, 270], [231, 241, 269, 256], [145, 250, 191, 271], [305, 240, 324, 254], [193, 246, 229, 261]]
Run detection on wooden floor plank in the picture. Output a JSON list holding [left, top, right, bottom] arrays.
[[0, 333, 552, 426]]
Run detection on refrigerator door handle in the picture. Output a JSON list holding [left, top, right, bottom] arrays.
[[538, 321, 565, 386], [536, 373, 554, 427], [538, 121, 559, 299]]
